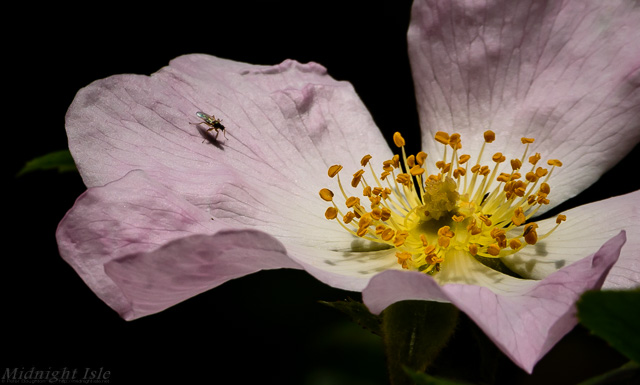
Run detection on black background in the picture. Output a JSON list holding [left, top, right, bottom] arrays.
[[5, 1, 639, 384]]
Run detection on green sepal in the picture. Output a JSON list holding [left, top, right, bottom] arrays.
[[402, 366, 474, 385], [17, 150, 77, 176], [382, 300, 459, 385], [319, 298, 383, 336], [577, 289, 640, 363]]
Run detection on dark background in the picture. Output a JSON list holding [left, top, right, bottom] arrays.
[[5, 1, 638, 384]]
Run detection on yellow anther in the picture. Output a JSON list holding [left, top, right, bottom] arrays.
[[351, 169, 364, 188], [391, 154, 400, 168], [535, 167, 548, 178], [410, 165, 425, 176], [449, 133, 462, 149], [382, 228, 395, 241], [469, 244, 479, 256], [345, 196, 360, 208], [479, 166, 490, 176], [371, 207, 382, 220], [511, 159, 522, 170], [426, 253, 444, 265], [325, 207, 338, 220], [459, 154, 471, 164], [375, 224, 386, 234], [435, 131, 450, 145], [512, 207, 526, 226], [437, 226, 455, 238], [487, 244, 501, 256], [438, 236, 451, 248], [396, 251, 412, 268], [319, 188, 334, 201], [523, 223, 539, 245], [362, 185, 372, 197], [343, 211, 355, 224], [416, 151, 428, 165], [525, 171, 538, 182], [382, 159, 395, 170], [539, 182, 551, 195], [509, 239, 522, 250], [513, 181, 526, 197], [529, 153, 541, 165], [452, 214, 465, 222], [380, 207, 392, 221], [556, 214, 567, 224], [497, 173, 511, 183], [479, 215, 492, 226], [521, 137, 535, 144], [396, 173, 413, 186], [469, 225, 482, 235], [328, 165, 343, 177], [424, 244, 436, 255], [393, 132, 405, 147], [380, 171, 390, 180], [490, 227, 506, 239], [360, 154, 372, 167], [369, 195, 381, 206], [394, 231, 409, 247], [357, 227, 369, 237], [484, 130, 496, 143], [471, 164, 481, 173], [359, 213, 373, 229], [406, 155, 416, 168], [420, 234, 428, 246], [547, 159, 563, 167], [492, 152, 506, 163]]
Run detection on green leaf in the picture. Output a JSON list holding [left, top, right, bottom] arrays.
[[382, 300, 459, 385], [577, 361, 640, 385], [17, 150, 77, 176], [320, 298, 383, 336], [402, 366, 474, 385], [577, 289, 640, 363]]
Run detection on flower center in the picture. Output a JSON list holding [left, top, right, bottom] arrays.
[[320, 130, 566, 275]]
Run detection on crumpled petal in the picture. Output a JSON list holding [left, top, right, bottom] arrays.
[[56, 170, 301, 320], [408, 0, 640, 211], [363, 231, 626, 373], [503, 190, 640, 289]]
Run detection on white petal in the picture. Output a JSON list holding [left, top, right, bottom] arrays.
[[502, 190, 640, 288]]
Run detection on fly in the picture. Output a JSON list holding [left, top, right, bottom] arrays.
[[191, 111, 227, 139]]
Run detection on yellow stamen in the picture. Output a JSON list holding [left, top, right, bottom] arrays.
[[319, 188, 334, 202], [328, 165, 342, 178], [325, 207, 338, 220], [393, 132, 405, 148], [320, 131, 566, 276]]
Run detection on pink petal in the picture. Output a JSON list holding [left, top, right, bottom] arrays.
[[65, 54, 391, 198], [64, 54, 397, 289], [409, 0, 640, 210], [503, 190, 640, 289], [56, 170, 301, 320], [105, 230, 298, 320], [363, 231, 625, 373]]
